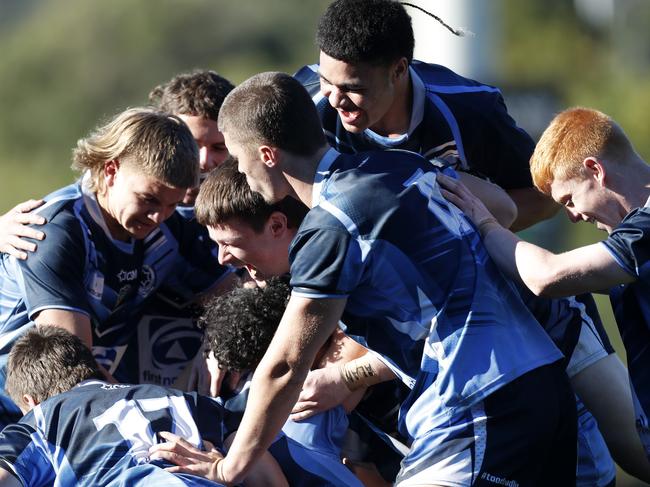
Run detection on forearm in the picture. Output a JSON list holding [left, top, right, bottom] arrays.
[[507, 187, 559, 231], [339, 352, 397, 391], [223, 363, 306, 483], [220, 296, 345, 484]]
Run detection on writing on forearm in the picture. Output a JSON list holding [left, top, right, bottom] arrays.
[[339, 358, 377, 391]]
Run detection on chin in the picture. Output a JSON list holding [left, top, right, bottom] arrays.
[[341, 121, 366, 134]]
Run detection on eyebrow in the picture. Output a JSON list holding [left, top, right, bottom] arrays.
[[318, 72, 364, 92]]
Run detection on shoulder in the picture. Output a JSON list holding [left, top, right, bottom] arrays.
[[294, 64, 320, 93]]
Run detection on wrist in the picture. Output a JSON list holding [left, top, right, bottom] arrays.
[[476, 217, 500, 238], [214, 457, 233, 487]]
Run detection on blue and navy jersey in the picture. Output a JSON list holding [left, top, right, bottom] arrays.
[[294, 61, 535, 189], [0, 381, 225, 487], [602, 204, 650, 454], [289, 148, 561, 442], [0, 180, 230, 425], [115, 206, 227, 386]]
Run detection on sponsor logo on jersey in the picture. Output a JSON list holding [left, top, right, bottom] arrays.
[[137, 316, 203, 385], [88, 272, 104, 300], [480, 472, 519, 487], [117, 268, 138, 283]]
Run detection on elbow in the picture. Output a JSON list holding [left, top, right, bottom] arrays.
[[525, 271, 565, 298]]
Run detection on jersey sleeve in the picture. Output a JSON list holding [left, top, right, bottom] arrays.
[[0, 421, 55, 487], [293, 64, 321, 97], [16, 210, 91, 318], [289, 220, 364, 298], [464, 92, 535, 190], [601, 207, 650, 280]]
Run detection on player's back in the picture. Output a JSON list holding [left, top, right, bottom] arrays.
[[0, 381, 225, 487], [290, 149, 562, 441]]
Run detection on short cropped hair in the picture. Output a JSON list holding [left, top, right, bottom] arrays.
[[6, 327, 103, 406], [218, 72, 325, 156], [195, 157, 308, 232], [200, 277, 290, 371], [148, 70, 235, 122], [530, 107, 637, 194], [72, 107, 199, 193], [317, 0, 414, 65]]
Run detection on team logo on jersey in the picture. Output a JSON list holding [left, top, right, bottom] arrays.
[[138, 265, 156, 297]]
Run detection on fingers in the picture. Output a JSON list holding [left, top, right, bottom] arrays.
[[210, 368, 226, 398], [13, 199, 45, 214], [291, 399, 318, 413], [289, 408, 318, 422], [13, 211, 46, 228], [0, 243, 28, 261]]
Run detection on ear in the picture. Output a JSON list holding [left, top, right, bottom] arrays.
[[258, 145, 280, 168], [267, 211, 288, 238], [391, 57, 409, 82], [103, 159, 120, 187], [583, 157, 606, 186], [21, 394, 38, 413]]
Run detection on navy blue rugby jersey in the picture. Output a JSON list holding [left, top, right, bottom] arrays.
[[602, 203, 650, 454], [295, 61, 535, 190], [0, 381, 225, 487], [115, 205, 228, 386], [289, 148, 562, 442], [0, 180, 230, 424]]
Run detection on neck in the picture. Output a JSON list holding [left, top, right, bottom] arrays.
[[369, 70, 412, 137], [283, 145, 330, 208], [607, 156, 650, 216]]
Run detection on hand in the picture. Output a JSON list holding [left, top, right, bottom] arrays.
[[188, 350, 226, 397], [0, 199, 46, 260], [436, 173, 497, 227], [149, 431, 226, 483], [290, 366, 353, 421]]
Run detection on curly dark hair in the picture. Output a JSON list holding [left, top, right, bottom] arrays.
[[199, 278, 290, 371], [149, 70, 235, 122], [317, 0, 414, 65]]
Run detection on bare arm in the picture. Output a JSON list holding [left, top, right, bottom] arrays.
[[457, 172, 518, 229], [0, 199, 46, 260], [0, 468, 21, 487], [291, 333, 397, 421], [507, 187, 560, 231], [571, 354, 650, 482], [34, 309, 93, 348], [438, 173, 635, 297], [152, 295, 347, 484]]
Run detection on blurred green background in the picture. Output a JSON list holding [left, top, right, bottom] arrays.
[[1, 0, 648, 484]]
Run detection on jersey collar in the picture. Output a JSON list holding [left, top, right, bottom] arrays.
[[312, 147, 341, 207]]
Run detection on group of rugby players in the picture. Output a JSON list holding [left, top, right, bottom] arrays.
[[1, 0, 650, 486]]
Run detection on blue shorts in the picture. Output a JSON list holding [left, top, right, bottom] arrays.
[[396, 362, 577, 487]]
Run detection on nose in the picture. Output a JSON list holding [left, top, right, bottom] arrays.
[[564, 207, 581, 223], [199, 146, 215, 173], [326, 86, 346, 109], [217, 245, 235, 266], [149, 206, 175, 225]]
